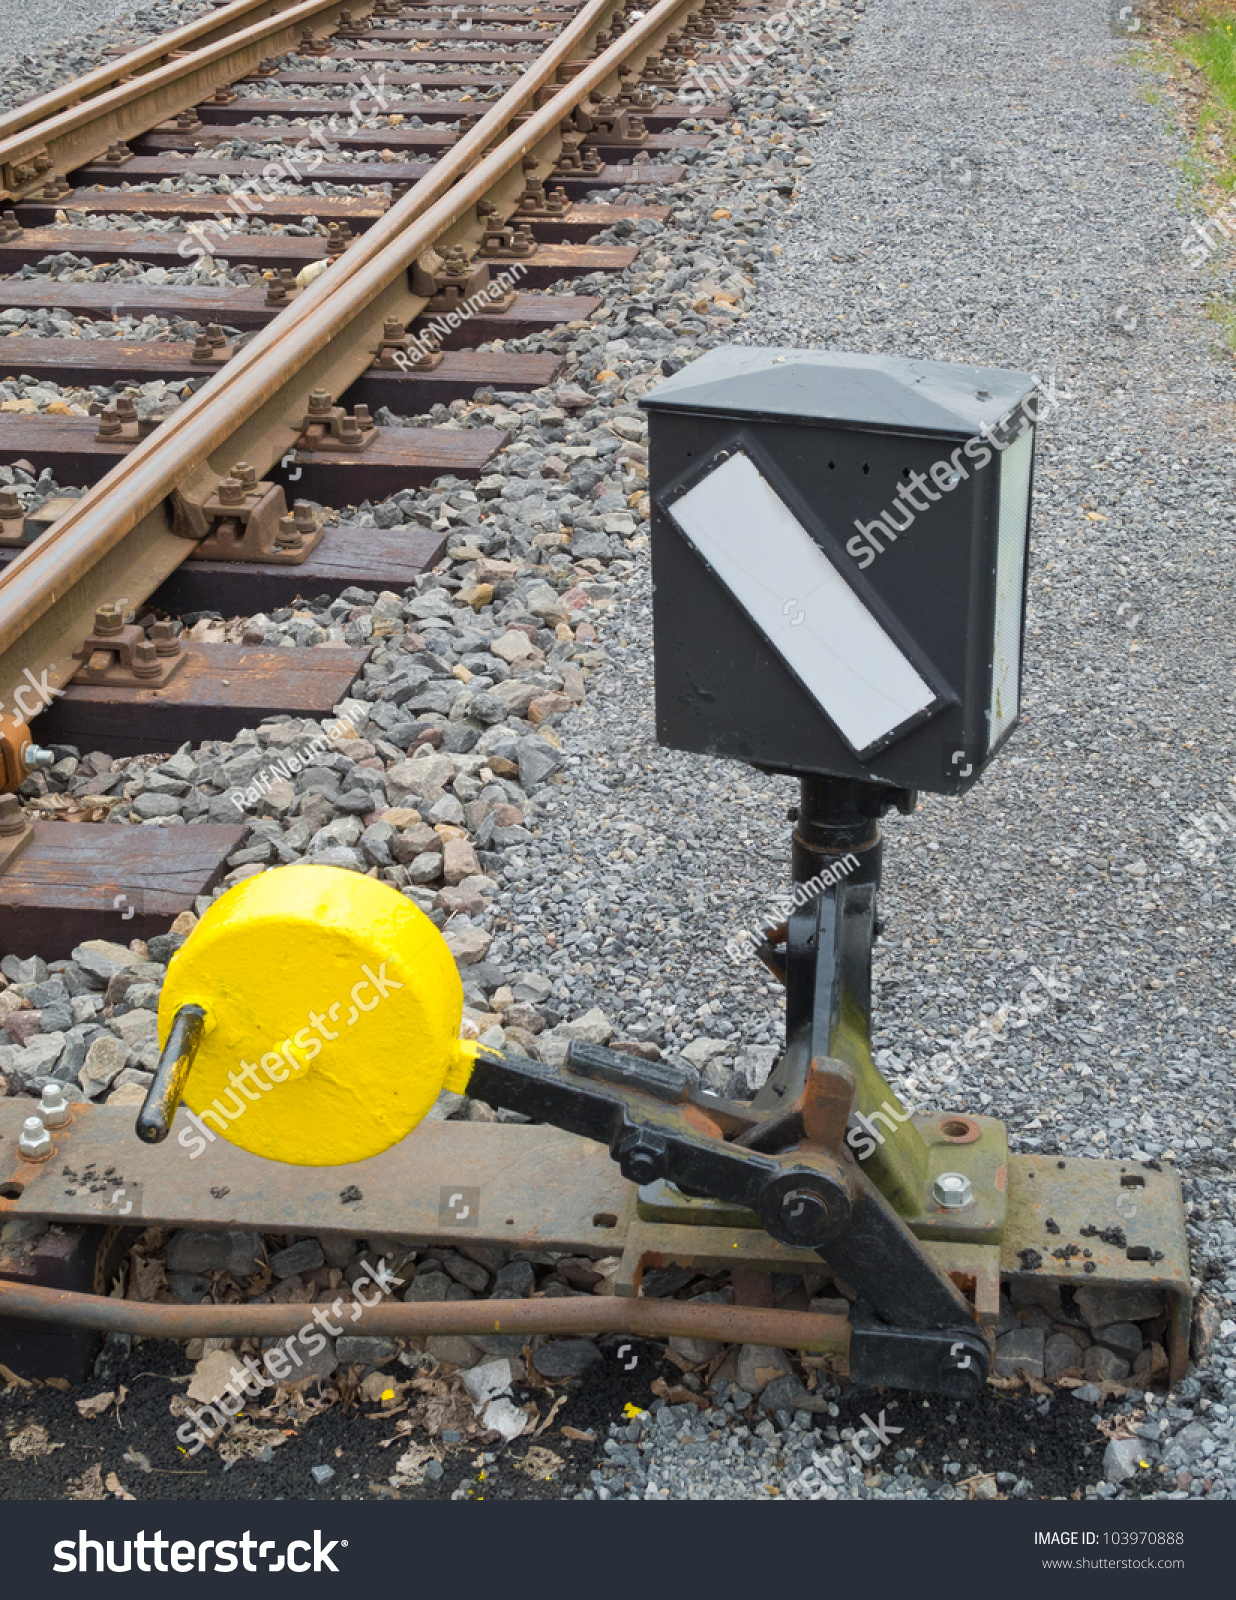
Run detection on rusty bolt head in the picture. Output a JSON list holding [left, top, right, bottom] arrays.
[[353, 404, 372, 429], [131, 641, 162, 679], [191, 333, 212, 358], [151, 619, 180, 657], [96, 407, 121, 436], [38, 1082, 70, 1129], [93, 604, 124, 636], [116, 396, 137, 419], [308, 389, 333, 415], [275, 515, 303, 550], [0, 487, 22, 518], [383, 317, 404, 339], [0, 793, 26, 837], [19, 1116, 52, 1162], [217, 477, 245, 507], [206, 323, 226, 348], [230, 461, 257, 486]]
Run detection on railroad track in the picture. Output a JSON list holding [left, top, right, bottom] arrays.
[[0, 0, 769, 948]]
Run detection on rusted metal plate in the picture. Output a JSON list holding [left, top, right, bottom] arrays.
[[1002, 1153, 1191, 1382], [13, 191, 387, 230], [266, 70, 512, 88], [148, 523, 448, 614], [35, 642, 368, 757], [0, 823, 247, 957], [0, 1103, 635, 1256], [0, 415, 510, 494]]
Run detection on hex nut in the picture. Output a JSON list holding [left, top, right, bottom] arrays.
[[38, 1083, 70, 1129], [18, 1115, 52, 1162], [932, 1171, 974, 1209]]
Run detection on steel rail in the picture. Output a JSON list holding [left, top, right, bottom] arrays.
[[0, 0, 699, 773], [0, 0, 381, 203], [0, 1276, 851, 1354], [0, 0, 307, 153]]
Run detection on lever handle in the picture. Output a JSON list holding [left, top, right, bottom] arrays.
[[135, 1003, 206, 1143]]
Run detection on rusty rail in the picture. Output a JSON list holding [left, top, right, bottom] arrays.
[[0, 0, 306, 155], [0, 1277, 851, 1355], [0, 0, 380, 203], [0, 0, 699, 777]]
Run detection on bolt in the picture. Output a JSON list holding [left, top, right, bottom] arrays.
[[0, 794, 26, 836], [96, 406, 122, 437], [205, 323, 227, 349], [38, 1083, 70, 1128], [307, 389, 333, 416], [93, 604, 124, 636], [932, 1171, 974, 1209], [18, 1115, 51, 1162], [0, 487, 23, 519], [777, 1187, 830, 1244], [20, 745, 56, 771], [131, 641, 162, 680], [217, 477, 245, 507], [191, 333, 213, 360], [275, 515, 303, 550], [151, 619, 180, 657], [230, 461, 257, 487]]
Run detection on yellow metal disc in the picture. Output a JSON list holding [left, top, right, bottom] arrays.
[[157, 863, 473, 1166]]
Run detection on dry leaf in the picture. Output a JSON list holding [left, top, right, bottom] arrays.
[[390, 1440, 443, 1488], [9, 1423, 64, 1459], [66, 1464, 107, 1501], [105, 1471, 135, 1501], [651, 1377, 709, 1410], [187, 1349, 247, 1406], [0, 1364, 33, 1390], [534, 1394, 568, 1436], [560, 1425, 596, 1443], [517, 1445, 564, 1479], [76, 1391, 117, 1420], [127, 1254, 167, 1303], [44, 1377, 71, 1393]]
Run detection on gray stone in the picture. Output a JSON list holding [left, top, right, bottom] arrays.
[[1083, 1345, 1131, 1383], [80, 1036, 129, 1096], [530, 1338, 603, 1378], [404, 1270, 451, 1301], [1103, 1436, 1152, 1484], [1075, 1285, 1163, 1327], [336, 1335, 398, 1366], [109, 1009, 158, 1049], [1044, 1332, 1084, 1379], [1093, 1322, 1144, 1362], [736, 1344, 793, 1395], [994, 1326, 1045, 1379], [491, 1259, 535, 1299], [440, 1249, 490, 1293], [71, 940, 144, 987], [426, 1335, 484, 1368], [2, 955, 47, 985], [165, 1229, 265, 1277], [755, 1375, 819, 1415], [168, 1272, 212, 1304], [310, 1464, 336, 1486], [6, 1033, 68, 1088], [270, 1238, 325, 1279]]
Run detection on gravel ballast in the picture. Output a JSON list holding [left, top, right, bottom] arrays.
[[1, 0, 1234, 1506]]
